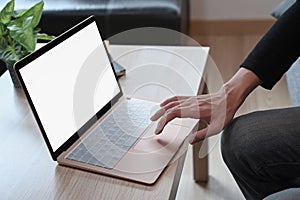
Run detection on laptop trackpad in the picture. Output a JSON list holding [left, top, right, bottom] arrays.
[[133, 123, 190, 152], [114, 123, 190, 174]]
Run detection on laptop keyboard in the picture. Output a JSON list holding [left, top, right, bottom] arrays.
[[66, 98, 156, 169]]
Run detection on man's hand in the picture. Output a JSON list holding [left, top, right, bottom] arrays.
[[151, 68, 262, 144], [151, 90, 232, 144]]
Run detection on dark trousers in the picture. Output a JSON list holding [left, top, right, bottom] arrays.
[[221, 107, 300, 199]]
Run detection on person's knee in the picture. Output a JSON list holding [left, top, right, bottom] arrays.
[[221, 113, 263, 171], [221, 117, 244, 168]]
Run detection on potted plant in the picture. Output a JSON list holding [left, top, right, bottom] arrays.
[[0, 0, 54, 88]]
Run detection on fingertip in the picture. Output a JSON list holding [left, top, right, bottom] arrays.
[[189, 128, 208, 144], [150, 115, 156, 121], [188, 134, 195, 144], [154, 128, 161, 135], [154, 122, 163, 134], [160, 102, 167, 107]]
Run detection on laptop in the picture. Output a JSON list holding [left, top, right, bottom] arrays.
[[14, 16, 193, 184]]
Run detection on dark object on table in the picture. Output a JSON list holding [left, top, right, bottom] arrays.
[[112, 61, 126, 78]]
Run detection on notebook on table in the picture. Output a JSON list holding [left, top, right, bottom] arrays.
[[14, 16, 192, 184]]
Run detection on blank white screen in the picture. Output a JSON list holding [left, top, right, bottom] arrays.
[[20, 22, 120, 151]]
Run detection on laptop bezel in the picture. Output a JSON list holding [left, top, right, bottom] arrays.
[[14, 16, 123, 161]]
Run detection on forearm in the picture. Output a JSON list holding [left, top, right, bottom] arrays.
[[241, 0, 300, 89]]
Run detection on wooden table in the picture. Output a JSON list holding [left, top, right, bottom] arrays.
[[0, 45, 209, 200]]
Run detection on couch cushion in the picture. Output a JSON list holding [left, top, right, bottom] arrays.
[[0, 0, 189, 40], [286, 58, 300, 106], [264, 188, 300, 200], [271, 0, 296, 18], [106, 0, 183, 37]]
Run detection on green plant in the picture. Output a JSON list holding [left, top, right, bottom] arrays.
[[0, 0, 54, 67]]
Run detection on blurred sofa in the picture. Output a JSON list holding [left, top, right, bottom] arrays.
[[2, 0, 190, 44]]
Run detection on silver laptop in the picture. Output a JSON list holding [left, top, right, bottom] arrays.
[[14, 16, 192, 184]]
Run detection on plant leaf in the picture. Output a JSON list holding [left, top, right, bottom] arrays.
[[0, 44, 23, 67], [0, 0, 15, 24], [34, 27, 41, 34], [0, 23, 9, 38], [15, 1, 44, 28], [8, 16, 36, 51], [36, 33, 55, 41]]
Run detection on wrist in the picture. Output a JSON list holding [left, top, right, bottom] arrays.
[[222, 68, 261, 111]]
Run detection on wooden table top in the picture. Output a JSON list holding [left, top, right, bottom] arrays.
[[0, 45, 209, 200]]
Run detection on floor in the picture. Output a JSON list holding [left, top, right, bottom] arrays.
[[175, 33, 292, 199]]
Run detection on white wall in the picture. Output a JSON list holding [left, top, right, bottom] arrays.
[[191, 0, 283, 20]]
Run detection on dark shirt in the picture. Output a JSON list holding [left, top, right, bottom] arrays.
[[241, 0, 300, 89]]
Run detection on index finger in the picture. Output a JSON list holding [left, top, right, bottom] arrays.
[[160, 96, 189, 106], [151, 101, 180, 121], [154, 109, 179, 134]]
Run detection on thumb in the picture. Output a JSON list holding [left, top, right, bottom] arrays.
[[189, 127, 209, 144]]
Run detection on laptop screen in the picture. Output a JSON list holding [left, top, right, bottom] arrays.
[[18, 20, 121, 153]]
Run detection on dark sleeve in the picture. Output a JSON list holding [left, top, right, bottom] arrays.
[[241, 0, 300, 90]]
